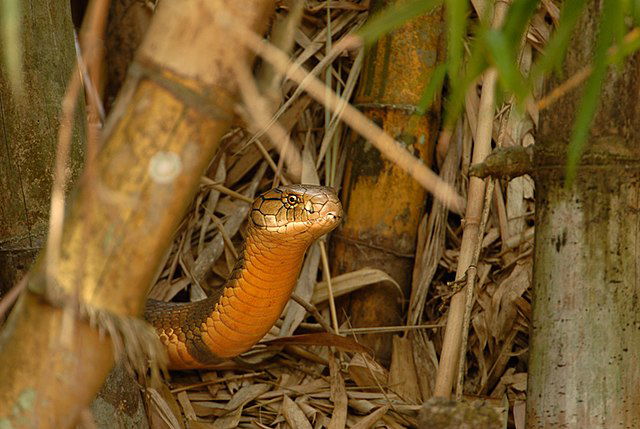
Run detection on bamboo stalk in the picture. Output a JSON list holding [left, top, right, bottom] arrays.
[[0, 2, 275, 427], [455, 179, 494, 399], [433, 0, 511, 399]]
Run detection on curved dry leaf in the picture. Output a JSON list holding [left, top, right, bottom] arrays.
[[489, 260, 532, 342], [225, 383, 271, 412], [262, 333, 372, 355], [312, 268, 402, 305], [389, 336, 421, 404], [147, 386, 184, 429]]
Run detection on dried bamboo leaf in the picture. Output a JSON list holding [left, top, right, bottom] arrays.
[[351, 405, 390, 429], [301, 126, 321, 185], [282, 395, 313, 429], [513, 400, 526, 429], [198, 155, 226, 255], [409, 126, 460, 325], [225, 384, 271, 411], [294, 11, 359, 65], [480, 328, 519, 395], [316, 48, 364, 164], [410, 331, 438, 400], [147, 386, 184, 429], [348, 354, 389, 390], [381, 414, 408, 429], [489, 260, 531, 341], [190, 401, 227, 418], [263, 333, 371, 354], [327, 355, 348, 429], [189, 421, 219, 429], [257, 1, 304, 97], [192, 162, 266, 283], [389, 336, 422, 404], [295, 397, 320, 421], [312, 268, 401, 305], [225, 144, 264, 187], [211, 405, 243, 429]]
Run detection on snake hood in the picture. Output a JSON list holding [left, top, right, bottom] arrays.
[[249, 184, 342, 241]]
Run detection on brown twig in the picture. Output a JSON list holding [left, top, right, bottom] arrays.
[[200, 178, 255, 203], [290, 292, 334, 334], [319, 240, 340, 334], [0, 275, 28, 320], [170, 372, 265, 394]]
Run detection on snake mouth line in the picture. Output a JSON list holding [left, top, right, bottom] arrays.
[[257, 214, 342, 237]]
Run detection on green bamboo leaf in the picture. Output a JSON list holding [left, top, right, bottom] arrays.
[[483, 29, 528, 101], [445, 0, 468, 80], [503, 0, 541, 46], [442, 0, 469, 127], [632, 0, 640, 27], [610, 30, 640, 64], [566, 1, 621, 185], [356, 0, 443, 45], [532, 0, 588, 77], [416, 63, 447, 115], [443, 43, 488, 127]]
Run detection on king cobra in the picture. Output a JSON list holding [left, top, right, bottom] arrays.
[[145, 185, 342, 369]]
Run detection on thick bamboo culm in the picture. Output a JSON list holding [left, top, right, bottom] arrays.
[[0, 1, 275, 427]]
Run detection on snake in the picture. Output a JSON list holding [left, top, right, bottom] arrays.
[[144, 184, 343, 369]]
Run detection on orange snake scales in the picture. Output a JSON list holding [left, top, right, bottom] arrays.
[[145, 185, 342, 369]]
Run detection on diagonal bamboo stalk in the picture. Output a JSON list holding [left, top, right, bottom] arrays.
[[0, 1, 275, 427]]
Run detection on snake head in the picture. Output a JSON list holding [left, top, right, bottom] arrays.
[[250, 184, 343, 241]]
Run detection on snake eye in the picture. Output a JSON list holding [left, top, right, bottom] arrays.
[[287, 195, 299, 205]]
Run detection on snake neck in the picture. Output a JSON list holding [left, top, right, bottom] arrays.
[[226, 228, 309, 293], [193, 228, 310, 360], [146, 228, 313, 369]]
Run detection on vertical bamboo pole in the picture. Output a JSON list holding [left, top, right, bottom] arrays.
[[0, 0, 86, 295], [433, 0, 510, 398], [331, 0, 444, 364], [527, 2, 640, 426]]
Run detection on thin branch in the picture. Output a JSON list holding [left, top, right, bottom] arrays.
[[319, 240, 340, 334], [537, 27, 640, 111], [233, 60, 303, 182], [220, 9, 465, 213], [455, 179, 494, 400], [290, 292, 335, 334]]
